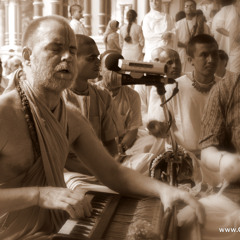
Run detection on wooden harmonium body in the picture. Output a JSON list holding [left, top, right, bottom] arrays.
[[52, 191, 177, 240]]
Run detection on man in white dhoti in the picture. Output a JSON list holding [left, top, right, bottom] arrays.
[[211, 0, 240, 73], [176, 0, 210, 72], [142, 0, 176, 62]]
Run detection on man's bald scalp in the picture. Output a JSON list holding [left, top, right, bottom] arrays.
[[151, 47, 179, 63], [76, 34, 96, 56], [22, 15, 71, 48]]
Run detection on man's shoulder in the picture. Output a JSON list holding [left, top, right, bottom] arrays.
[[0, 89, 19, 110], [176, 18, 186, 26], [176, 73, 190, 85], [89, 82, 112, 101], [0, 90, 22, 127], [216, 72, 240, 95], [122, 86, 140, 101]]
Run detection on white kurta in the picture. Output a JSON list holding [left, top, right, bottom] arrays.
[[142, 10, 176, 62], [211, 5, 236, 55], [69, 19, 88, 35], [147, 73, 219, 154]]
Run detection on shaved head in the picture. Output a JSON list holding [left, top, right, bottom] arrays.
[[76, 34, 97, 56], [22, 15, 72, 49]]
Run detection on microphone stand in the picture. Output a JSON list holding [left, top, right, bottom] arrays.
[[154, 81, 179, 240]]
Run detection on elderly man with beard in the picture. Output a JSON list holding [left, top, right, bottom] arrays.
[[0, 15, 204, 239]]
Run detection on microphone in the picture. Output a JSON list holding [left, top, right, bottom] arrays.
[[104, 52, 124, 72], [104, 52, 166, 75], [103, 71, 175, 87]]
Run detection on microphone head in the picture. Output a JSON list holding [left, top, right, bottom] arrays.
[[104, 52, 124, 72]]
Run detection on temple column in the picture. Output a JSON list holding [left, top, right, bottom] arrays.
[[162, 0, 171, 14], [144, 0, 150, 15], [0, 3, 5, 46], [132, 0, 137, 11], [106, 0, 111, 27], [119, 4, 125, 27], [49, 0, 62, 16], [84, 0, 91, 35], [8, 0, 21, 46], [98, 0, 106, 35], [62, 0, 68, 18], [33, 0, 43, 19], [4, 0, 9, 45]]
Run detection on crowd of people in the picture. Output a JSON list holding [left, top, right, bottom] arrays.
[[0, 0, 240, 239]]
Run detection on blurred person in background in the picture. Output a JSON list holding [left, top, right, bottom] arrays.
[[176, 0, 210, 72], [119, 9, 144, 61], [142, 0, 176, 61], [0, 57, 9, 94], [103, 20, 121, 53], [69, 4, 88, 35]]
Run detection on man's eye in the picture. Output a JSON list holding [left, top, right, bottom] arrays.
[[167, 60, 173, 65], [70, 48, 77, 55], [86, 56, 96, 62]]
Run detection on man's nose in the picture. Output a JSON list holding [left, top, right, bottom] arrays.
[[207, 54, 216, 62], [61, 50, 73, 62]]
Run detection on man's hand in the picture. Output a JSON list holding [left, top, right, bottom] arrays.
[[219, 153, 240, 183], [159, 185, 205, 226], [161, 31, 173, 42], [38, 187, 92, 219]]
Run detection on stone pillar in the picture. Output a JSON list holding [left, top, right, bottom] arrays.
[[49, 0, 62, 15], [144, 0, 150, 15], [33, 0, 43, 19], [4, 0, 9, 45], [162, 0, 171, 14], [132, 0, 137, 11], [0, 3, 5, 46], [106, 0, 111, 27], [84, 0, 91, 35], [62, 0, 68, 18], [98, 0, 106, 35], [119, 4, 125, 27], [8, 0, 21, 46]]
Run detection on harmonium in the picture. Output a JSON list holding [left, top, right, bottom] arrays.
[[52, 191, 178, 240]]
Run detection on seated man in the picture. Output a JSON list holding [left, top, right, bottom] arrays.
[[63, 35, 124, 174], [148, 34, 221, 185], [98, 50, 143, 154], [178, 66, 240, 240], [135, 47, 182, 127], [200, 71, 240, 185], [111, 47, 183, 175], [215, 49, 235, 80], [0, 15, 204, 239]]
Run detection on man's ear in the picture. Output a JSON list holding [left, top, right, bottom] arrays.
[[188, 56, 194, 66], [22, 47, 32, 65]]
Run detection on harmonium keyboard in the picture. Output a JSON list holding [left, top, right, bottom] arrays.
[[52, 191, 178, 240]]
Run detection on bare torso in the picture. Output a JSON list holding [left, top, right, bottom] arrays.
[[0, 90, 35, 182]]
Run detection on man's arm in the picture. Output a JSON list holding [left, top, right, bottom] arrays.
[[119, 128, 138, 152], [201, 147, 240, 184], [69, 116, 205, 224]]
